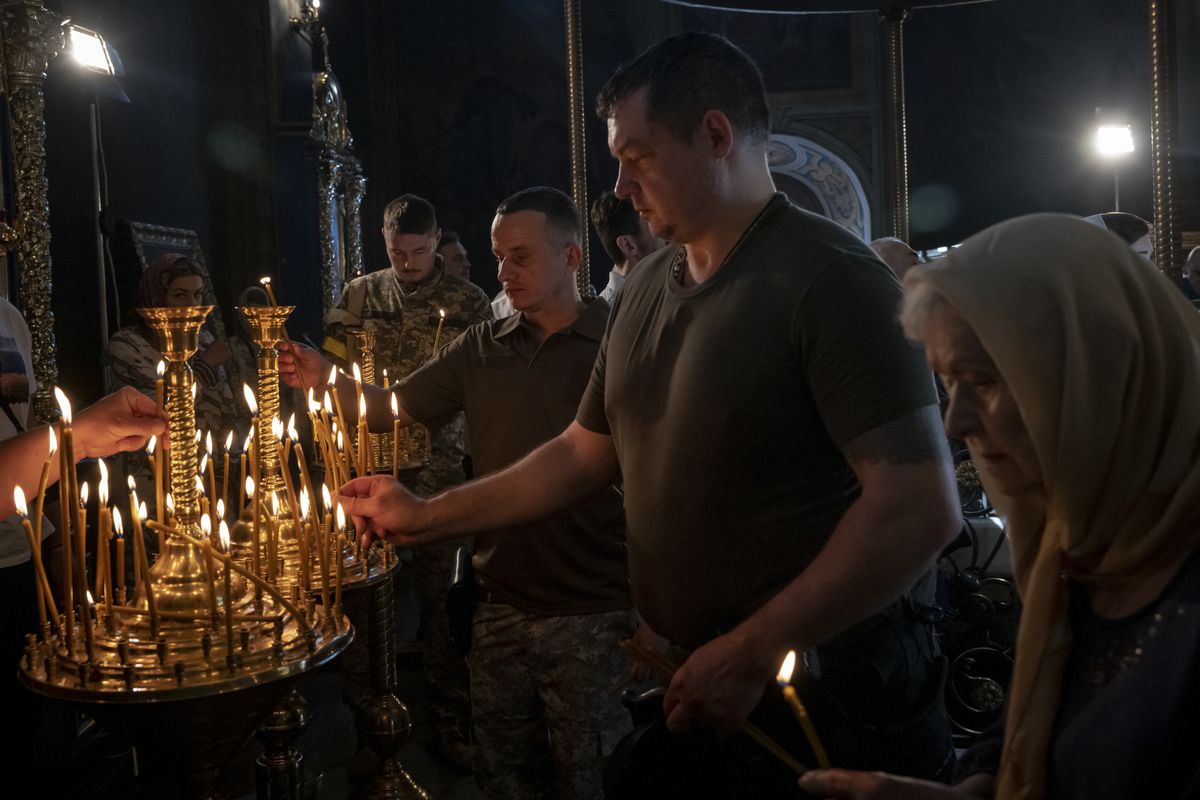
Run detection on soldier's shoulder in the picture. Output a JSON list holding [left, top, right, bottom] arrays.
[[437, 274, 490, 307], [346, 269, 395, 291]]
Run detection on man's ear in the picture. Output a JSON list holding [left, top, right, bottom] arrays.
[[565, 242, 582, 270], [699, 109, 735, 160], [616, 234, 638, 260], [433, 227, 443, 247]]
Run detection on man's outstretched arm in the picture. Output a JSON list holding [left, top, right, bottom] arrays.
[[340, 420, 620, 547]]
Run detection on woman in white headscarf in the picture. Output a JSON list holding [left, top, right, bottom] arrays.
[[800, 214, 1200, 800]]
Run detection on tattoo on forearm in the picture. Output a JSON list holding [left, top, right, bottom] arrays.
[[841, 406, 949, 465]]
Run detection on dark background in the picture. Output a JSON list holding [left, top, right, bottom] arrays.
[[16, 0, 1200, 406]]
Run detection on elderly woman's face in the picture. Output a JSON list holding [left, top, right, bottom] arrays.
[[925, 305, 1044, 498], [166, 275, 205, 308]]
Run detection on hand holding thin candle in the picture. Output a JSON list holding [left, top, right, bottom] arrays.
[[338, 474, 430, 548]]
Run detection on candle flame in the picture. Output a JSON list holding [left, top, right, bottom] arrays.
[[352, 363, 362, 383], [299, 488, 310, 519], [126, 474, 136, 491], [224, 430, 234, 452], [327, 364, 338, 386], [216, 499, 225, 520], [199, 453, 209, 474], [321, 484, 332, 510], [13, 486, 28, 517], [195, 429, 202, 444], [156, 360, 166, 378], [98, 459, 109, 505], [323, 391, 334, 416], [271, 417, 283, 441], [48, 426, 57, 457], [80, 481, 90, 506], [335, 503, 346, 532], [139, 500, 148, 521], [383, 368, 388, 385], [113, 506, 123, 535], [289, 424, 299, 442], [192, 382, 198, 401], [259, 276, 271, 287], [390, 392, 398, 417], [86, 590, 94, 606], [776, 650, 797, 686], [166, 493, 175, 513], [201, 514, 212, 535], [147, 434, 157, 455], [219, 520, 231, 551], [439, 308, 446, 319], [53, 386, 73, 424], [195, 475, 206, 495], [271, 492, 280, 515], [243, 384, 258, 414], [206, 430, 214, 455], [245, 476, 255, 497], [307, 387, 319, 414], [358, 393, 366, 417], [336, 430, 344, 452], [286, 412, 296, 435], [242, 430, 253, 454]]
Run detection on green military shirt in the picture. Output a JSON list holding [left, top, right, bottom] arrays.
[[394, 299, 631, 615], [324, 256, 491, 494]]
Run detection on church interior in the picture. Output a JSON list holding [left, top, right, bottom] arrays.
[[0, 0, 1198, 798]]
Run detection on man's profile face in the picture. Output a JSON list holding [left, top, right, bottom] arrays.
[[607, 88, 711, 244], [492, 210, 575, 314], [438, 241, 472, 282], [382, 228, 439, 285]]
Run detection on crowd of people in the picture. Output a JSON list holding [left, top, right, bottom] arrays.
[[1, 28, 1197, 800]]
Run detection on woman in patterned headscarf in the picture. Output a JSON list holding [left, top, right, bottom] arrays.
[[799, 214, 1200, 800], [106, 254, 245, 516]]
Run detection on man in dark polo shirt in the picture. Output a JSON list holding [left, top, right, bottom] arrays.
[[281, 187, 633, 800], [336, 33, 960, 792]]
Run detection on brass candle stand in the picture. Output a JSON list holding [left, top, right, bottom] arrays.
[[348, 326, 429, 473], [17, 306, 351, 800]]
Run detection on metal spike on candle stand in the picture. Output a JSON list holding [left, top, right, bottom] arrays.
[[16, 306, 351, 799]]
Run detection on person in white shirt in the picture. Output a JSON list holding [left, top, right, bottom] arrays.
[[589, 190, 666, 304]]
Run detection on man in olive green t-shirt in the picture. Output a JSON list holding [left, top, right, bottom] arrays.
[[335, 33, 961, 789]]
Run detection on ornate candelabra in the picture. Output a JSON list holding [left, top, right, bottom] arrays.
[[16, 305, 351, 799]]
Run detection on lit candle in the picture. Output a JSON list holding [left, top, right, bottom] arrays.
[[202, 515, 219, 624], [135, 501, 148, 588], [247, 476, 260, 578], [431, 308, 446, 357], [317, 485, 332, 612], [132, 500, 159, 639], [13, 486, 47, 631], [334, 503, 346, 615], [219, 520, 235, 666], [328, 366, 355, 471], [222, 431, 233, 510], [33, 426, 56, 545], [260, 275, 279, 306], [97, 460, 112, 623], [391, 392, 400, 479], [298, 489, 311, 593], [147, 433, 164, 526], [205, 431, 218, 509], [358, 392, 370, 476], [776, 650, 831, 770], [54, 389, 76, 653], [113, 508, 126, 601]]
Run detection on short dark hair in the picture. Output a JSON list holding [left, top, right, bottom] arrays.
[[590, 191, 640, 265], [1098, 211, 1151, 245], [596, 32, 770, 145], [495, 186, 581, 244], [439, 230, 461, 247], [382, 194, 438, 235]]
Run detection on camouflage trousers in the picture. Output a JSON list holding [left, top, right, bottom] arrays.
[[469, 603, 637, 800], [413, 536, 472, 739]]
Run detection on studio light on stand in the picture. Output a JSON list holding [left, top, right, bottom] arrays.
[[1093, 109, 1135, 212], [66, 25, 128, 351]]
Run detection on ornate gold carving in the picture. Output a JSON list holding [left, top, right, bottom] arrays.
[[1149, 0, 1181, 278], [563, 0, 592, 298], [881, 8, 910, 242], [1, 0, 65, 423]]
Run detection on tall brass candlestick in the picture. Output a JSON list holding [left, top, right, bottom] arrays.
[[139, 305, 247, 621]]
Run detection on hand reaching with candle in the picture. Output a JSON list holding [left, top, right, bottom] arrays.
[[277, 341, 330, 390], [797, 769, 989, 799], [339, 474, 438, 548], [74, 386, 168, 459]]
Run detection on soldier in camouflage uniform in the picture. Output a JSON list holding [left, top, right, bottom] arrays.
[[323, 195, 490, 769]]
